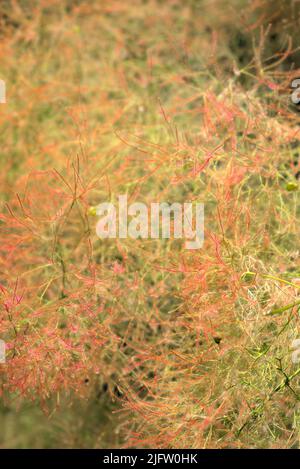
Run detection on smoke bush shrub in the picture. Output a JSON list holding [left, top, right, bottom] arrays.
[[0, 0, 299, 448]]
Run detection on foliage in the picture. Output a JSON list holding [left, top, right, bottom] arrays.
[[0, 0, 299, 448]]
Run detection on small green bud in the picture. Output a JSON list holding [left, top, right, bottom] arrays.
[[88, 206, 97, 216], [286, 182, 298, 192], [241, 271, 256, 283]]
